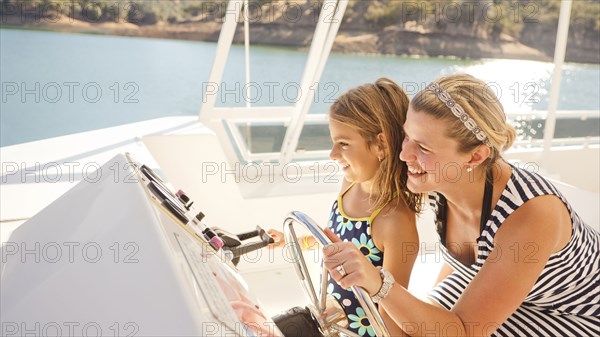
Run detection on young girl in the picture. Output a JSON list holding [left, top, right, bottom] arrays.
[[269, 78, 422, 337], [323, 74, 600, 336]]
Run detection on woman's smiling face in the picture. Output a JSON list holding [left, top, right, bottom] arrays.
[[399, 107, 473, 194]]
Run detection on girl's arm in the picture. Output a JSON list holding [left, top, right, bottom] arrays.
[[268, 178, 352, 250], [370, 202, 419, 337], [266, 229, 319, 250]]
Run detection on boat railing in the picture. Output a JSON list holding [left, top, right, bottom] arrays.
[[219, 109, 598, 164]]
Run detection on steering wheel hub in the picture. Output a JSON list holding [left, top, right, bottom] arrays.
[[308, 295, 349, 337]]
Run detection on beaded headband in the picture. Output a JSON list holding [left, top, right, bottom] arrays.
[[425, 82, 492, 147]]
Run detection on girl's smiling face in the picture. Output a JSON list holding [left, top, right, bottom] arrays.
[[329, 119, 382, 184]]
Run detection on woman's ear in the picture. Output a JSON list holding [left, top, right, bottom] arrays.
[[467, 144, 491, 167]]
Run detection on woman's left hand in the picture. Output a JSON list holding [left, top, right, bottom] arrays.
[[322, 227, 383, 296]]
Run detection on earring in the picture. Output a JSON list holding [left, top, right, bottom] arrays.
[[466, 166, 473, 173], [378, 156, 383, 162]]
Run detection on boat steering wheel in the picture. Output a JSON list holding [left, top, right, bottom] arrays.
[[283, 211, 390, 337]]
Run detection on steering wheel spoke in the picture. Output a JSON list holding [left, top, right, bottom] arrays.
[[284, 221, 320, 308], [330, 323, 361, 337]]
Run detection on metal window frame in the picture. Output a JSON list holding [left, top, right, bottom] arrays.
[[200, 0, 348, 167]]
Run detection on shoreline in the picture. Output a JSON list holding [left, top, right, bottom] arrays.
[[2, 17, 597, 65]]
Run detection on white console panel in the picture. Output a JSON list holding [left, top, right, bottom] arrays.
[[1, 154, 282, 337]]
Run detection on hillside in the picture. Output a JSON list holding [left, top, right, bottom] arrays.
[[1, 0, 598, 63]]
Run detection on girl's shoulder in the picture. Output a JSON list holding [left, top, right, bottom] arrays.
[[371, 195, 419, 250], [373, 195, 416, 226]]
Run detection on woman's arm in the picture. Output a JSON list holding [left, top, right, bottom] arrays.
[[324, 228, 465, 336], [324, 195, 570, 336], [448, 195, 570, 336]]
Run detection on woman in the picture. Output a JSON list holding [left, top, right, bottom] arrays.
[[323, 74, 599, 336]]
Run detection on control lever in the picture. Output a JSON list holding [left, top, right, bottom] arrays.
[[213, 226, 275, 266]]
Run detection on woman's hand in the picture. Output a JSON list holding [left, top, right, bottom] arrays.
[[322, 227, 383, 296], [266, 229, 285, 248]]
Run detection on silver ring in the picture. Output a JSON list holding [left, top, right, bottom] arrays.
[[336, 264, 346, 277]]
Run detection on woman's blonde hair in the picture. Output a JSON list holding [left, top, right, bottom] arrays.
[[411, 74, 516, 168], [330, 78, 422, 213]]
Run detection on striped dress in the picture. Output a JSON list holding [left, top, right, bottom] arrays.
[[428, 166, 600, 336]]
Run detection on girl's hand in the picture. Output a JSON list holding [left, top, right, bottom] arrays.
[[266, 229, 285, 248], [322, 227, 383, 296]]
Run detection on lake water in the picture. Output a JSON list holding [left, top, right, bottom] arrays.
[[1, 28, 599, 147]]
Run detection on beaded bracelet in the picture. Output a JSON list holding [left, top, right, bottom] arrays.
[[372, 267, 395, 303]]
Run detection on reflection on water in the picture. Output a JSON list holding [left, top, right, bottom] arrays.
[[1, 29, 599, 147], [454, 59, 553, 113]]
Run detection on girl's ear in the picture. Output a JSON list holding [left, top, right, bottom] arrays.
[[467, 144, 491, 167], [375, 133, 388, 159]]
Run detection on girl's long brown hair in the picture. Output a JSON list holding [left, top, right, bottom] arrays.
[[330, 78, 422, 213]]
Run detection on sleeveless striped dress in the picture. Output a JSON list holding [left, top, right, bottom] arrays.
[[326, 183, 386, 337], [428, 166, 600, 336]]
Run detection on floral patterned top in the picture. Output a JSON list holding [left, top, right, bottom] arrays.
[[326, 183, 385, 337]]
